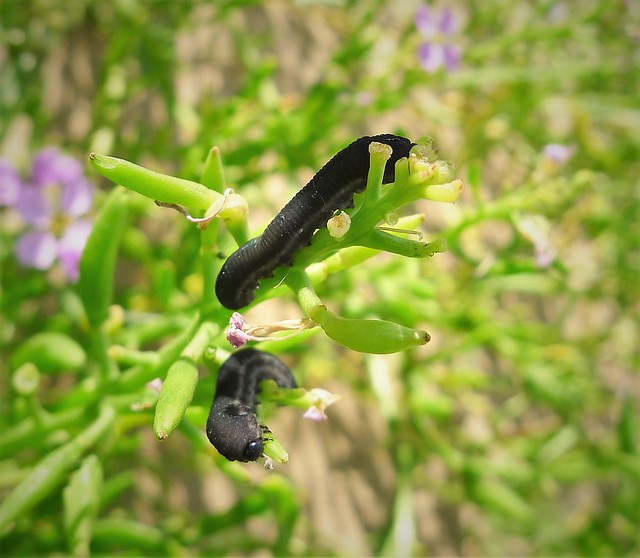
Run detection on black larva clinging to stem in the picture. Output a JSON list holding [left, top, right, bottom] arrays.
[[215, 134, 415, 310], [206, 348, 297, 462]]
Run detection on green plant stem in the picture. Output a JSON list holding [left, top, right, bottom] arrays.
[[0, 405, 115, 534]]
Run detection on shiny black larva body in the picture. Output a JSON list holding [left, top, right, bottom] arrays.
[[215, 134, 415, 310], [206, 348, 297, 462]]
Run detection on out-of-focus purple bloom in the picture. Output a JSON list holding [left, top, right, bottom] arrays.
[[13, 148, 93, 282], [31, 147, 86, 188], [415, 4, 462, 73], [57, 221, 94, 281], [0, 159, 21, 206], [543, 143, 576, 165], [147, 378, 163, 394], [355, 91, 374, 107], [517, 214, 557, 269], [303, 406, 327, 422], [302, 388, 342, 422]]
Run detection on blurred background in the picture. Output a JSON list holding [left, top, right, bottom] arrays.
[[1, 0, 639, 556]]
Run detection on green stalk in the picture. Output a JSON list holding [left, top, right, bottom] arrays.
[[0, 406, 115, 534]]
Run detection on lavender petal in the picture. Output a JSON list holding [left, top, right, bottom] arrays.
[[419, 42, 445, 73], [442, 44, 462, 72], [61, 178, 93, 218], [439, 7, 459, 35], [58, 220, 93, 281], [415, 4, 436, 37], [543, 143, 576, 164], [16, 230, 58, 270], [0, 159, 22, 206], [15, 184, 52, 228], [32, 147, 84, 188]]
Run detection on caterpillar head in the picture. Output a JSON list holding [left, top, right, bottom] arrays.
[[206, 396, 264, 462]]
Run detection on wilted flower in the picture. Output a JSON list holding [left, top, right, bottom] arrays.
[[415, 4, 462, 73], [226, 312, 254, 348], [225, 311, 315, 348], [13, 148, 93, 282]]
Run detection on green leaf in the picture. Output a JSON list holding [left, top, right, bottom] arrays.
[[10, 332, 86, 374], [63, 455, 103, 558], [78, 187, 129, 327], [153, 357, 199, 440], [0, 406, 115, 534]]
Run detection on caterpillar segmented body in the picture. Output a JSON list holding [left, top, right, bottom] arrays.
[[215, 134, 414, 309], [206, 348, 297, 462]]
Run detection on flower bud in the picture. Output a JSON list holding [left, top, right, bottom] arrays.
[[422, 179, 464, 203], [262, 434, 289, 465], [327, 211, 351, 238]]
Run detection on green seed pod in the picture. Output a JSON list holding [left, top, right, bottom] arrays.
[[78, 187, 129, 327], [89, 153, 218, 211], [0, 405, 115, 533], [288, 268, 430, 354], [10, 332, 86, 374], [153, 357, 199, 440], [311, 305, 430, 354]]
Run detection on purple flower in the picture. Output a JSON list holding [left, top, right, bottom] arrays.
[[517, 214, 557, 269], [543, 143, 576, 165], [226, 312, 252, 348], [415, 4, 462, 73], [302, 388, 342, 422], [303, 406, 327, 422], [14, 148, 93, 282], [0, 159, 21, 207]]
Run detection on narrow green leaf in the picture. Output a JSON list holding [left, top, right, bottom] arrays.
[[153, 357, 199, 440], [63, 455, 103, 558], [78, 187, 129, 327], [0, 406, 115, 534], [10, 332, 86, 374]]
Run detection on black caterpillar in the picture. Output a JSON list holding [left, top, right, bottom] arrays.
[[215, 134, 415, 309], [206, 348, 297, 462]]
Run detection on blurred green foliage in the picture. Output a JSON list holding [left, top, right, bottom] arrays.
[[1, 0, 638, 556]]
